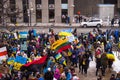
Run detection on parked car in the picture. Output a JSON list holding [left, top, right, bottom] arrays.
[[80, 19, 103, 28]]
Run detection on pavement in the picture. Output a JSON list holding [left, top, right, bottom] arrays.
[[4, 23, 81, 28]]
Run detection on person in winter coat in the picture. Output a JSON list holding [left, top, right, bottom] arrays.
[[81, 55, 89, 76], [54, 68, 61, 80], [97, 75, 102, 80], [78, 54, 83, 72], [110, 74, 116, 80], [44, 68, 54, 80], [71, 47, 79, 67], [64, 67, 72, 80], [116, 72, 120, 80], [101, 53, 108, 76], [111, 18, 115, 27], [96, 54, 102, 76], [107, 50, 114, 71]]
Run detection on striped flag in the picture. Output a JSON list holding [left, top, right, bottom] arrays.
[[51, 39, 71, 53], [0, 47, 8, 63]]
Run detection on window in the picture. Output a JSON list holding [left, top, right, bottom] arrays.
[[61, 0, 68, 23], [36, 0, 41, 4], [61, 9, 68, 23], [62, 0, 68, 4], [104, 0, 117, 4], [48, 0, 55, 23], [10, 0, 16, 23], [36, 10, 42, 22], [36, 0, 42, 22], [22, 0, 29, 23], [48, 0, 54, 4], [49, 10, 55, 23]]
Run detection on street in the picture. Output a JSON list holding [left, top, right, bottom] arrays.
[[15, 26, 120, 34]]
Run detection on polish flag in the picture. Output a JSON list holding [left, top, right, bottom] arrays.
[[0, 47, 8, 62]]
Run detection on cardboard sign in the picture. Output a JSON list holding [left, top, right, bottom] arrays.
[[49, 36, 55, 45]]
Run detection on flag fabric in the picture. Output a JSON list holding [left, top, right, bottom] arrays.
[[58, 32, 73, 37], [76, 43, 85, 53], [51, 39, 68, 50], [0, 47, 8, 63], [55, 53, 62, 60], [23, 56, 47, 67], [59, 57, 67, 66], [67, 35, 75, 42], [33, 29, 37, 37], [13, 33, 18, 39], [13, 56, 27, 70], [68, 49, 72, 56], [107, 53, 115, 61], [57, 44, 71, 53], [61, 28, 73, 33], [20, 41, 28, 51], [63, 60, 67, 66], [19, 31, 28, 38], [7, 57, 15, 65], [15, 56, 27, 64], [51, 39, 71, 53], [76, 43, 83, 48]]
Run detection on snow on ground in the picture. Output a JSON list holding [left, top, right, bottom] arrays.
[[112, 51, 120, 73]]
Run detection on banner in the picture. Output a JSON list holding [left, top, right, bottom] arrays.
[[19, 31, 28, 38], [0, 47, 8, 64], [49, 36, 55, 45], [21, 41, 27, 51], [23, 56, 47, 67], [13, 33, 18, 39]]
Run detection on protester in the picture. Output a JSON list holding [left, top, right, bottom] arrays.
[[110, 74, 116, 80], [0, 27, 119, 80]]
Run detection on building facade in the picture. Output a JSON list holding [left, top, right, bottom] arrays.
[[74, 0, 119, 17], [0, 0, 74, 25], [0, 0, 120, 25]]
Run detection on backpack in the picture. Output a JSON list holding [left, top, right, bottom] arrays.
[[95, 49, 101, 57]]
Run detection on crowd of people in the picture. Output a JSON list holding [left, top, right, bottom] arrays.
[[0, 27, 120, 80]]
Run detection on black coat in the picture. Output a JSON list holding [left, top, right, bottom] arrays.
[[96, 58, 101, 69], [44, 71, 54, 80]]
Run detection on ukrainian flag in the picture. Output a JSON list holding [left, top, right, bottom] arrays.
[[107, 53, 115, 61], [7, 57, 15, 65], [55, 53, 62, 60]]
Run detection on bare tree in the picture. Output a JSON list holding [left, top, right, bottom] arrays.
[[0, 0, 22, 28]]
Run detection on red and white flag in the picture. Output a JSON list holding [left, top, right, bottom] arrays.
[[0, 47, 8, 62]]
